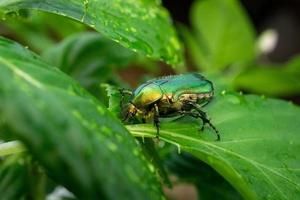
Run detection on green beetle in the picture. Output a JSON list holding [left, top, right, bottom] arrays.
[[121, 73, 220, 140]]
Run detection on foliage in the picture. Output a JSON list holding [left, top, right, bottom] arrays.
[[0, 0, 300, 199], [233, 56, 300, 96], [0, 37, 163, 199], [187, 0, 256, 71], [183, 0, 300, 97], [1, 11, 86, 52], [42, 32, 142, 101], [0, 0, 183, 66], [165, 152, 242, 199], [128, 93, 300, 199]]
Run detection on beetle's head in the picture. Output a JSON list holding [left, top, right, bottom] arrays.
[[122, 102, 138, 122]]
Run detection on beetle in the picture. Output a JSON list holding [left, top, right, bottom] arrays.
[[120, 73, 220, 140]]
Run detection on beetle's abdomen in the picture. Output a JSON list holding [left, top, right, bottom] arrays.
[[178, 92, 213, 100], [178, 92, 213, 107]]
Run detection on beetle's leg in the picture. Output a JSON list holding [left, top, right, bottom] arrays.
[[153, 104, 160, 138], [178, 110, 204, 126], [197, 110, 209, 131], [188, 102, 220, 141], [119, 88, 132, 109]]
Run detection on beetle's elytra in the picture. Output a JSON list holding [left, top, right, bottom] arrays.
[[121, 73, 220, 140]]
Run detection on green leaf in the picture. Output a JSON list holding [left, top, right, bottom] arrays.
[[0, 36, 164, 199], [179, 24, 208, 71], [0, 121, 19, 141], [128, 93, 300, 199], [0, 141, 25, 157], [43, 32, 139, 100], [233, 56, 300, 96], [0, 0, 183, 66], [189, 0, 256, 70], [101, 84, 123, 117], [0, 155, 29, 200], [139, 138, 172, 188], [0, 154, 48, 200], [166, 152, 242, 200], [1, 10, 86, 52], [43, 32, 138, 76]]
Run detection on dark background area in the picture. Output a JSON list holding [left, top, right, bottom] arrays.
[[163, 0, 300, 63]]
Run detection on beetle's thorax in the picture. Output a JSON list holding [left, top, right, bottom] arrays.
[[131, 83, 163, 108]]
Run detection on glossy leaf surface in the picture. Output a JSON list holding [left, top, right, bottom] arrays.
[[0, 0, 183, 66], [0, 37, 163, 200], [128, 93, 300, 200]]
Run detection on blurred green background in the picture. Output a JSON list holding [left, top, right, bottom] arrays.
[[1, 0, 300, 200]]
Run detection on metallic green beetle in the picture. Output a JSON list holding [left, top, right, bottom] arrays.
[[121, 73, 220, 140]]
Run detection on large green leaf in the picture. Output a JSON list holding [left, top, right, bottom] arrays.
[[0, 155, 29, 200], [0, 0, 183, 66], [166, 152, 242, 200], [43, 32, 140, 101], [233, 56, 300, 96], [0, 37, 163, 199], [42, 32, 139, 76], [0, 154, 49, 200], [1, 11, 86, 52], [189, 0, 255, 70], [128, 93, 300, 199]]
